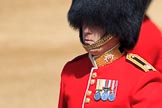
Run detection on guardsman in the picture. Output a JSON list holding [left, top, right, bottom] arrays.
[[58, 0, 162, 108]]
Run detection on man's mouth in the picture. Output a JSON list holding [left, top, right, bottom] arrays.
[[84, 39, 95, 45]]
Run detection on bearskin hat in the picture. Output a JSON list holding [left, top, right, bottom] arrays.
[[68, 0, 151, 49]]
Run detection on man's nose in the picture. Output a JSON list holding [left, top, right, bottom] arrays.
[[83, 26, 92, 35]]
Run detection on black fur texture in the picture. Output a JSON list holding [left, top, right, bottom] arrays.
[[68, 0, 151, 49]]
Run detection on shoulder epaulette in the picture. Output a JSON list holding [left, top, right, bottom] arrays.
[[126, 53, 156, 72]]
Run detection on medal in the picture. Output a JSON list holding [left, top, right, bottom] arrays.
[[101, 80, 109, 101], [101, 89, 108, 101], [94, 79, 119, 102], [107, 80, 118, 102], [94, 79, 106, 101], [108, 92, 115, 101], [94, 91, 101, 101]]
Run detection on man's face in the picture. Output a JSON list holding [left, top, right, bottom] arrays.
[[81, 24, 119, 56], [82, 24, 105, 45]]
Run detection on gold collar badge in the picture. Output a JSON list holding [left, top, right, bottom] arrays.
[[92, 44, 125, 67]]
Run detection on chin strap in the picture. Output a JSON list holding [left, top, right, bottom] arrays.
[[82, 35, 113, 51]]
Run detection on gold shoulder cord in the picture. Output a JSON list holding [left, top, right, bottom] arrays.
[[83, 35, 113, 51], [126, 53, 156, 72]]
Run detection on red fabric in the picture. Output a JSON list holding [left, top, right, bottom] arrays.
[[58, 53, 162, 108], [129, 16, 162, 72]]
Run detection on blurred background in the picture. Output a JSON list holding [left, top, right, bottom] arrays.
[[0, 0, 161, 108]]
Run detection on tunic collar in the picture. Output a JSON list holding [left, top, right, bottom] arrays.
[[89, 44, 125, 67]]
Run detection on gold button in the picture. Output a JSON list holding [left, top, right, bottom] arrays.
[[90, 79, 95, 85], [92, 72, 97, 78], [86, 90, 92, 96], [85, 97, 91, 103]]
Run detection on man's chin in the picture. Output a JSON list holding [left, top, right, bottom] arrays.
[[84, 42, 95, 46], [88, 48, 103, 56]]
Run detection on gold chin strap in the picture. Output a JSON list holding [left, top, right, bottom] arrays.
[[82, 35, 113, 51]]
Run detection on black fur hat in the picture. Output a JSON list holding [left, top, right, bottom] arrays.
[[68, 0, 151, 49]]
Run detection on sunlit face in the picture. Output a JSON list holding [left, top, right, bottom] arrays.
[[82, 24, 105, 45]]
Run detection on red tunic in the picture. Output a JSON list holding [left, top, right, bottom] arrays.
[[58, 53, 162, 108], [130, 16, 162, 72]]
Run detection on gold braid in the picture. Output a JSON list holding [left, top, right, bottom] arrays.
[[83, 35, 113, 51]]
